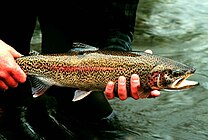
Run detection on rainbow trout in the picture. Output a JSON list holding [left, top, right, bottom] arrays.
[[16, 43, 198, 101]]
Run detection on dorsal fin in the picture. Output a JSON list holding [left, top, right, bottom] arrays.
[[70, 42, 99, 52], [29, 49, 41, 55]]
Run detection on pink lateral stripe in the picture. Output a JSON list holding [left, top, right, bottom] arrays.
[[49, 65, 119, 72]]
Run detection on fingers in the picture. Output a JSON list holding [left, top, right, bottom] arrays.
[[130, 74, 140, 99], [105, 75, 140, 100], [0, 70, 26, 90], [0, 80, 8, 90], [104, 81, 115, 99], [144, 49, 153, 54], [0, 74, 18, 90], [117, 76, 127, 100], [105, 77, 128, 100], [11, 64, 27, 83], [104, 74, 160, 100], [150, 90, 160, 97], [3, 56, 27, 84], [0, 58, 26, 91], [0, 68, 21, 90]]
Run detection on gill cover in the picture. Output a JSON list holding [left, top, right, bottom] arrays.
[[148, 65, 174, 90]]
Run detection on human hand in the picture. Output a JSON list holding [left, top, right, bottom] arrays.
[[104, 74, 160, 100], [0, 40, 27, 90], [104, 49, 160, 100]]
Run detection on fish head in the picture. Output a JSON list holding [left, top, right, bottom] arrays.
[[147, 63, 198, 90]]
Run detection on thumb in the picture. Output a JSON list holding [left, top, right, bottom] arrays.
[[0, 40, 23, 58], [9, 47, 23, 58]]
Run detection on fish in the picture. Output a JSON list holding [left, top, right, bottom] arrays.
[[15, 43, 199, 101]]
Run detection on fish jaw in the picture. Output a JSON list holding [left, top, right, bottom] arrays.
[[167, 74, 199, 90]]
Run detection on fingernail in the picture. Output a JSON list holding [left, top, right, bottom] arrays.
[[132, 76, 138, 81], [145, 49, 153, 54], [106, 81, 113, 90], [119, 76, 126, 83], [151, 90, 160, 96], [108, 81, 114, 87], [131, 75, 140, 84]]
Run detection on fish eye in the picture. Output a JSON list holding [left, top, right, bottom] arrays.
[[172, 70, 184, 77]]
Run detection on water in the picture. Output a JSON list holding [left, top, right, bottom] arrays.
[[109, 0, 208, 139], [30, 0, 208, 139]]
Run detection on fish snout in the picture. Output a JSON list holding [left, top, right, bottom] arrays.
[[186, 67, 196, 74], [190, 67, 196, 73]]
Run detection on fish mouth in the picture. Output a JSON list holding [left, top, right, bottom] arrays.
[[168, 74, 199, 90]]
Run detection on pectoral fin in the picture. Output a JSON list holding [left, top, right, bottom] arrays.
[[72, 90, 92, 102], [28, 76, 51, 98]]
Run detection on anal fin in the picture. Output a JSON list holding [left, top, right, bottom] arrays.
[[72, 90, 92, 102]]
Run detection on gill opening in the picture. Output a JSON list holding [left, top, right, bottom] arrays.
[[156, 73, 163, 88]]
